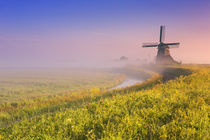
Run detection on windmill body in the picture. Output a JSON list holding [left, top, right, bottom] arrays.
[[142, 26, 180, 65]]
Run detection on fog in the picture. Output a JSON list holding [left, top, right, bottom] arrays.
[[0, 1, 210, 68], [1, 27, 209, 69]]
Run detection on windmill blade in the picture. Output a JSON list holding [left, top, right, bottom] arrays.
[[165, 43, 180, 46], [142, 43, 158, 47], [165, 43, 180, 48], [159, 26, 165, 42]]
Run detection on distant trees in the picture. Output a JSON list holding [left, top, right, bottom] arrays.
[[120, 56, 128, 61]]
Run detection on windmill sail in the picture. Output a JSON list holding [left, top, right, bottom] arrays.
[[142, 43, 158, 47], [165, 43, 180, 48], [159, 26, 165, 42], [142, 26, 180, 65]]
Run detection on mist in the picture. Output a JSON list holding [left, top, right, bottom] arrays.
[[0, 0, 210, 68]]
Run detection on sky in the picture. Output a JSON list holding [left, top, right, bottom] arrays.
[[0, 0, 210, 67]]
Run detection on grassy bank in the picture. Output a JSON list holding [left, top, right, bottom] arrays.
[[0, 67, 156, 128], [0, 67, 154, 128], [0, 69, 125, 127], [1, 65, 208, 139]]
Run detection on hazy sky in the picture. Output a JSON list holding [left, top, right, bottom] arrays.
[[0, 0, 210, 67]]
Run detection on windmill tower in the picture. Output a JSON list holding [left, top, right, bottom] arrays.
[[142, 26, 180, 65]]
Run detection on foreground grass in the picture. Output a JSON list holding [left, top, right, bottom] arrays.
[[0, 65, 209, 139], [0, 68, 154, 128]]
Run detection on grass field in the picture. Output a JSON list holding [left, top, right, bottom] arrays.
[[0, 65, 209, 139], [0, 69, 125, 127], [0, 69, 124, 104]]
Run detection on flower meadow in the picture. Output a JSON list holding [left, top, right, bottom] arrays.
[[0, 65, 209, 139]]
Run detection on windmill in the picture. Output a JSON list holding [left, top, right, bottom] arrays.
[[142, 26, 180, 65]]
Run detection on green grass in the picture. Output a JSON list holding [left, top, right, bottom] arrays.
[[0, 65, 209, 139], [0, 69, 124, 104], [0, 69, 125, 127]]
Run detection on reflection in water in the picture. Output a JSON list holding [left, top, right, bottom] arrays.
[[112, 78, 143, 89]]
